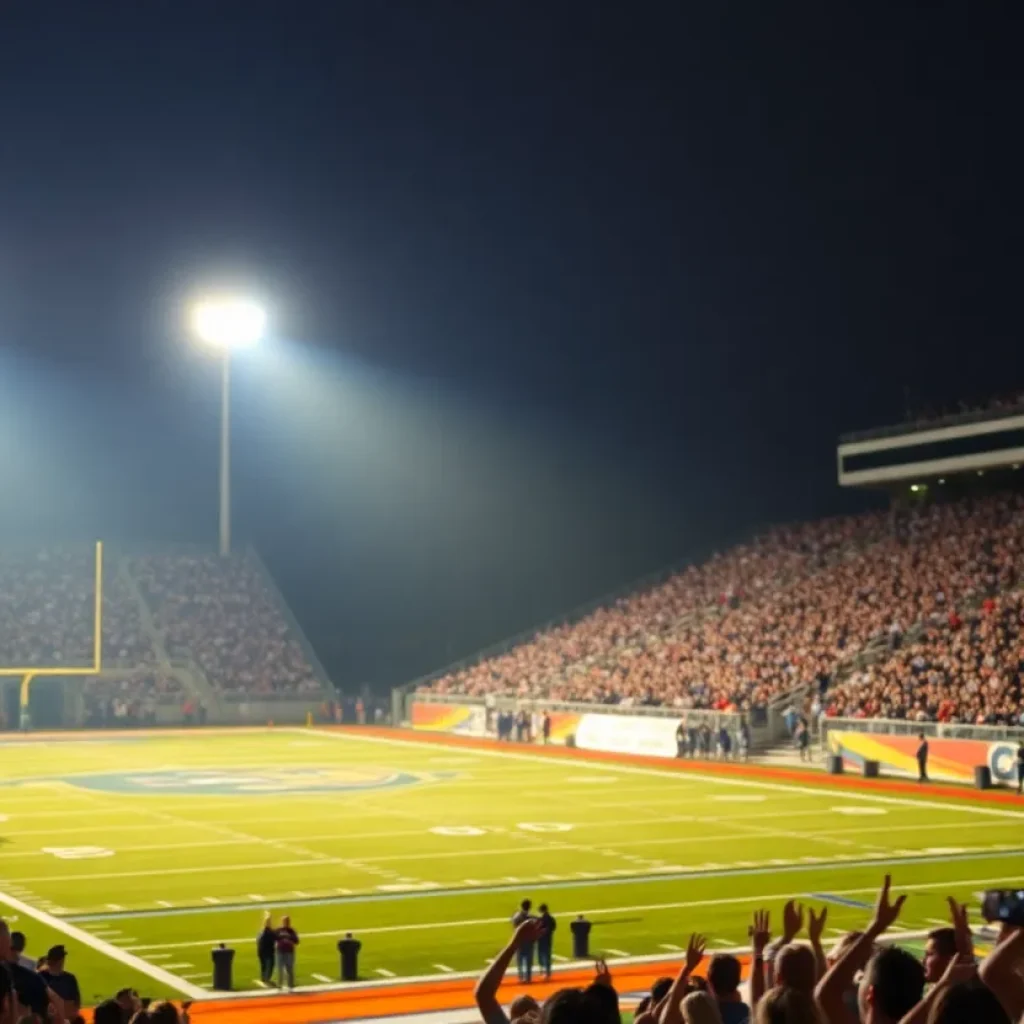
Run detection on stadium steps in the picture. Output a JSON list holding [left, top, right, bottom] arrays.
[[116, 555, 172, 666], [752, 739, 826, 770]]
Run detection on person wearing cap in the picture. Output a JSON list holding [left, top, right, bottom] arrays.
[[38, 944, 81, 1020]]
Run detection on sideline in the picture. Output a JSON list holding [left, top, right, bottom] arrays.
[[312, 726, 1024, 817], [67, 845, 1024, 924]]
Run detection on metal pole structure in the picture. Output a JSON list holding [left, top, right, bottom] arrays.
[[219, 350, 232, 556]]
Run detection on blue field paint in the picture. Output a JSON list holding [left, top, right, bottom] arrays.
[[62, 844, 1024, 925], [0, 768, 458, 795], [808, 892, 873, 910]]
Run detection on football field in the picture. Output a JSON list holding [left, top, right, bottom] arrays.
[[0, 727, 1021, 1004]]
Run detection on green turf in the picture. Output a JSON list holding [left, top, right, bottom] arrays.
[[0, 727, 1020, 1002]]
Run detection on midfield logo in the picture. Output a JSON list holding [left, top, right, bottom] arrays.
[[25, 767, 458, 795]]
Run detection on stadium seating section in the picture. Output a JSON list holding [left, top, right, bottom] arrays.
[[425, 493, 1024, 723], [0, 549, 326, 709]]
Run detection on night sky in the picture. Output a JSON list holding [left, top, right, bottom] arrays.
[[1, 3, 1020, 689]]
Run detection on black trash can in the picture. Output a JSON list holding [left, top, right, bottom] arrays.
[[828, 754, 844, 775], [975, 765, 992, 790], [338, 933, 362, 981], [570, 915, 591, 959], [863, 760, 879, 779], [212, 944, 235, 991]]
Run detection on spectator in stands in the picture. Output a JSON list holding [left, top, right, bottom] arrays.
[[922, 927, 956, 985], [38, 945, 81, 1021], [10, 931, 33, 971], [681, 992, 723, 1024], [707, 954, 749, 1024]]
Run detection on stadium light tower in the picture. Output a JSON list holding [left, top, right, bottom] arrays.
[[190, 297, 266, 556]]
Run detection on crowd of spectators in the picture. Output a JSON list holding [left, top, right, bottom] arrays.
[[477, 876, 1024, 1024], [427, 493, 1024, 724], [0, 547, 326, 711], [826, 590, 1024, 726], [81, 672, 186, 726], [130, 553, 324, 700]]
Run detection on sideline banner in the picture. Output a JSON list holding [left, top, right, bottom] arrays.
[[410, 702, 487, 736], [827, 730, 1020, 786], [574, 713, 679, 758]]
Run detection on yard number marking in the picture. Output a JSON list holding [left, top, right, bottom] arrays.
[[42, 847, 114, 860]]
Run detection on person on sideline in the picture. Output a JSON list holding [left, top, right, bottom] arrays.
[[276, 915, 300, 989], [257, 914, 276, 985]]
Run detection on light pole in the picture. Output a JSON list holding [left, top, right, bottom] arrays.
[[191, 297, 266, 556]]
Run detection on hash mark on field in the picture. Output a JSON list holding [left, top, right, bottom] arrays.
[[375, 968, 396, 977], [605, 948, 630, 957], [156, 901, 172, 908], [434, 963, 455, 973], [293, 891, 311, 898], [313, 973, 333, 983], [164, 962, 194, 969], [552, 954, 568, 961], [659, 944, 683, 951], [926, 918, 949, 926], [504, 876, 521, 882], [106, 904, 123, 911], [202, 897, 220, 905], [463, 879, 483, 885], [252, 980, 267, 988], [248, 895, 264, 901]]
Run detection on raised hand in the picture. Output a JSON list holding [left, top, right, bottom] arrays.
[[782, 900, 805, 942], [514, 918, 546, 947], [594, 959, 613, 987], [808, 906, 828, 946], [750, 910, 771, 956], [685, 933, 706, 974], [947, 896, 973, 960], [869, 875, 907, 935]]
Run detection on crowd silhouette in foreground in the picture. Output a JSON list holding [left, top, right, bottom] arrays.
[[477, 876, 1022, 1024], [427, 493, 1024, 725]]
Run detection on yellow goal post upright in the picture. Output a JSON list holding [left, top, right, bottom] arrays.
[[0, 542, 104, 727]]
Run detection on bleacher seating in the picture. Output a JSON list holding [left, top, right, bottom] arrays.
[[426, 494, 1024, 721], [130, 553, 324, 700], [0, 547, 326, 710]]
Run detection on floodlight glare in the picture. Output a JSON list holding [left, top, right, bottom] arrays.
[[192, 298, 266, 350]]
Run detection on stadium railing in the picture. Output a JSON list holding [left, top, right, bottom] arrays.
[[821, 716, 1024, 744]]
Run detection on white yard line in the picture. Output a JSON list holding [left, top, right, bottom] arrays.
[[0, 888, 204, 998], [311, 729, 1024, 821], [126, 870, 1021, 953]]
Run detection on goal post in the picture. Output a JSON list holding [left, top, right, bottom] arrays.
[[0, 542, 105, 722]]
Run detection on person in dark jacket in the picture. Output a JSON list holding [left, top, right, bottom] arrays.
[[917, 732, 929, 782], [257, 914, 276, 985], [537, 904, 556, 980]]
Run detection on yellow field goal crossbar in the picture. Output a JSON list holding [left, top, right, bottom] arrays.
[[0, 542, 104, 709]]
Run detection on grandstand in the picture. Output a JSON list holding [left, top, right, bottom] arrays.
[[408, 403, 1024, 769], [0, 546, 334, 728]]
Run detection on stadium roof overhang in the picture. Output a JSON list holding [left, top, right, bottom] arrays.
[[837, 413, 1024, 488]]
